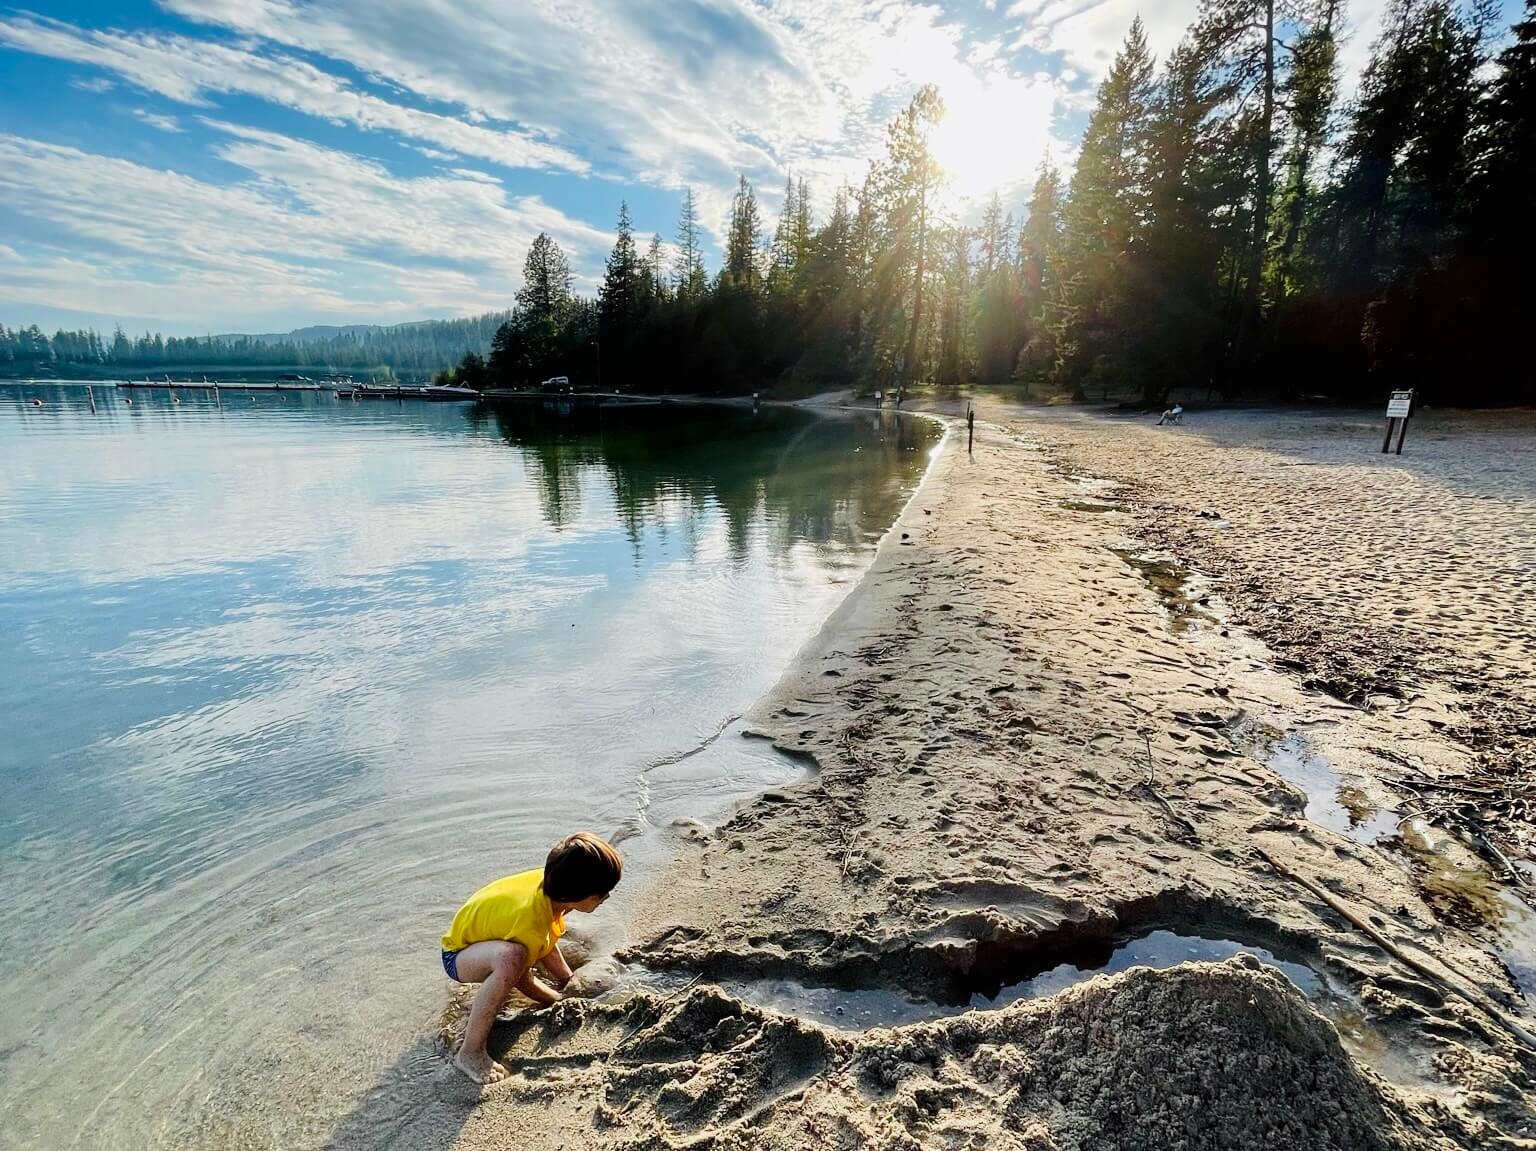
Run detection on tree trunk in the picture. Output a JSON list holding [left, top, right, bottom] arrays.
[[903, 182, 928, 395], [1237, 0, 1277, 367], [1276, 0, 1337, 289]]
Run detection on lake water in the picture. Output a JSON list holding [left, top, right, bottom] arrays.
[[0, 384, 939, 1149]]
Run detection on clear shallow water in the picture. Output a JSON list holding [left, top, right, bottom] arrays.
[[0, 384, 938, 1149]]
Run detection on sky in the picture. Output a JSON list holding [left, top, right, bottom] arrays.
[[0, 0, 1497, 336]]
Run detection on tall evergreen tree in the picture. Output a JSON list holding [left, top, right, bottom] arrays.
[[673, 187, 708, 302], [514, 232, 573, 323], [1019, 162, 1064, 310], [724, 175, 763, 292], [937, 225, 972, 385], [792, 178, 814, 269], [646, 233, 667, 303], [880, 84, 945, 392], [599, 202, 645, 379], [1054, 19, 1156, 393], [768, 175, 800, 297], [978, 192, 1006, 278], [1272, 2, 1339, 296], [1456, 0, 1536, 400]]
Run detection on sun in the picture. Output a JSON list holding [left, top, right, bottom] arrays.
[[931, 109, 1016, 204], [926, 79, 1060, 208]]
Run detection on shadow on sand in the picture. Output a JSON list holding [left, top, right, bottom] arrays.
[[322, 1037, 483, 1151]]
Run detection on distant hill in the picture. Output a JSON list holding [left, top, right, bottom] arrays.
[[213, 324, 395, 345]]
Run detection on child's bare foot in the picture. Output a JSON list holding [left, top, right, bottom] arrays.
[[452, 1049, 508, 1085]]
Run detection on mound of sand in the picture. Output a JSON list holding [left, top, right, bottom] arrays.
[[460, 958, 1454, 1151]]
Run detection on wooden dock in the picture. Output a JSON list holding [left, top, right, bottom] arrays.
[[115, 379, 338, 392]]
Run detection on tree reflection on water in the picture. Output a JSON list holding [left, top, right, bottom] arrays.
[[476, 403, 940, 561]]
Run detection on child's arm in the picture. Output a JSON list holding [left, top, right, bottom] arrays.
[[516, 966, 562, 1006], [541, 944, 574, 986]]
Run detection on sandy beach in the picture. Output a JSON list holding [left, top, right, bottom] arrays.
[[344, 402, 1536, 1150]]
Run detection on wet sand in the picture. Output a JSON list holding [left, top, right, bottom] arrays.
[[360, 403, 1535, 1150]]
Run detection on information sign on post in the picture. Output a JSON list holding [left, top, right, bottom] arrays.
[[1381, 389, 1414, 454]]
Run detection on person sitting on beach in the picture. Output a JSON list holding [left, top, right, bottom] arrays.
[[440, 831, 623, 1084], [1157, 403, 1184, 426]]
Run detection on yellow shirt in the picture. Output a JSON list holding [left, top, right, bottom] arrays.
[[440, 868, 566, 958]]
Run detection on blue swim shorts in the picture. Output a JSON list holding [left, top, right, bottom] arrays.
[[441, 948, 463, 982]]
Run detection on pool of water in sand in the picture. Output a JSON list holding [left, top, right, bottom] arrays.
[[0, 384, 939, 1149]]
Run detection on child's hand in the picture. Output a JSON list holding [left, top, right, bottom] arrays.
[[564, 957, 621, 999]]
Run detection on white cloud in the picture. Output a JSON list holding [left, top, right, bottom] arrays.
[[0, 127, 613, 326], [133, 109, 184, 133], [0, 15, 588, 175], [6, 0, 1342, 324], [1009, 1, 1192, 75], [155, 0, 1082, 231]]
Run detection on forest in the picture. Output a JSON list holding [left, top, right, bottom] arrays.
[[0, 314, 511, 381], [456, 0, 1534, 407], [8, 0, 1533, 406]]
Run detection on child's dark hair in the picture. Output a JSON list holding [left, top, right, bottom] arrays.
[[543, 832, 623, 902]]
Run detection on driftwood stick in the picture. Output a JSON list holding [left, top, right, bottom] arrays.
[[1256, 847, 1536, 1051], [1459, 818, 1529, 889], [1135, 734, 1199, 842], [1137, 781, 1200, 841]]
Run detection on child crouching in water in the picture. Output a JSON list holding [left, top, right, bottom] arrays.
[[440, 831, 623, 1084]]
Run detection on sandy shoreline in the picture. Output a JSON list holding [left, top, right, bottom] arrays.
[[363, 402, 1535, 1150]]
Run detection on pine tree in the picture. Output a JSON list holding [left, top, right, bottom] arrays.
[[978, 192, 1005, 277], [673, 187, 708, 302], [1125, 34, 1232, 403], [1272, 2, 1339, 296], [937, 225, 972, 385], [1326, 0, 1485, 386], [798, 185, 857, 380], [515, 232, 573, 324], [1458, 0, 1536, 400], [724, 175, 763, 292], [1019, 163, 1063, 308], [881, 84, 945, 391], [768, 174, 800, 297], [646, 233, 667, 303], [1470, 0, 1535, 245], [599, 202, 645, 378], [1016, 163, 1065, 387], [792, 178, 814, 270], [1197, 0, 1287, 369], [1054, 19, 1156, 393]]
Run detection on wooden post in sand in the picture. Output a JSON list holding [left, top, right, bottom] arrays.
[[1381, 389, 1413, 454], [967, 404, 975, 455]]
